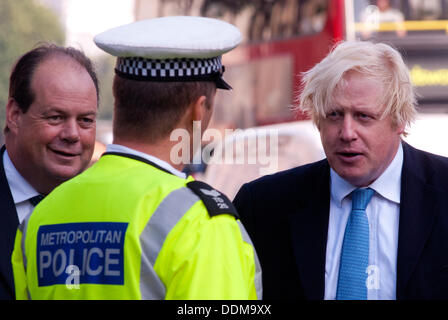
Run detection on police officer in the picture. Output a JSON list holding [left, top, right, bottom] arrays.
[[12, 16, 262, 300]]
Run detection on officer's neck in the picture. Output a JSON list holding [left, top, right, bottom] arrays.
[[112, 136, 184, 172]]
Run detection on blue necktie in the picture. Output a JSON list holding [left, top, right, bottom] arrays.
[[336, 188, 374, 300]]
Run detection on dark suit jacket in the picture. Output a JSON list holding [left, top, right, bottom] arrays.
[[0, 146, 18, 300], [233, 142, 448, 300]]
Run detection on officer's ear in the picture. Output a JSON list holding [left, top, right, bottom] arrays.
[[6, 98, 22, 135], [190, 95, 208, 122]]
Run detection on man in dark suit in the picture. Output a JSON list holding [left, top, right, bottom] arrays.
[[234, 41, 448, 300], [0, 44, 99, 299]]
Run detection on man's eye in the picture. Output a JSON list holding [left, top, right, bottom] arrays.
[[327, 111, 341, 119], [358, 113, 372, 120], [47, 115, 63, 122], [79, 117, 95, 127]]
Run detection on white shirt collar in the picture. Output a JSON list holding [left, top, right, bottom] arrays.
[[3, 149, 40, 204], [105, 144, 187, 179], [330, 142, 403, 207]]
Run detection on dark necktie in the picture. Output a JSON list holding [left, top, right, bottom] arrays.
[[29, 194, 45, 207], [336, 188, 374, 300]]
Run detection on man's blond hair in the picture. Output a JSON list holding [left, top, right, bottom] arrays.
[[298, 41, 417, 134]]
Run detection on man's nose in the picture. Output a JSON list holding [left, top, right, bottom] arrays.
[[339, 115, 357, 142], [60, 119, 80, 143]]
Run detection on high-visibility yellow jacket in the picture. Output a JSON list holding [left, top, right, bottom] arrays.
[[12, 152, 262, 299]]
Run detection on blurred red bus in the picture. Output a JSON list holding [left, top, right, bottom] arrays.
[[205, 0, 345, 130]]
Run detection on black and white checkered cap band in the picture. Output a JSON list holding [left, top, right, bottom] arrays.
[[115, 56, 226, 83]]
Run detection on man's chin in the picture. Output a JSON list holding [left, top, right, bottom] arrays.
[[338, 172, 374, 188], [48, 165, 85, 183], [332, 165, 372, 187]]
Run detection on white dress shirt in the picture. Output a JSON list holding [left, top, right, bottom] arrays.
[[106, 144, 187, 179], [3, 150, 41, 224], [324, 143, 403, 300]]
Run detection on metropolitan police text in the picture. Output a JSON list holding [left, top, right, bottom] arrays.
[[40, 229, 123, 246], [37, 222, 128, 286]]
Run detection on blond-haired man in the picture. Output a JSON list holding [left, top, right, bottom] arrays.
[[234, 41, 448, 300]]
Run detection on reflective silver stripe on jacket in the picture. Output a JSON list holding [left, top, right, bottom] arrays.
[[19, 212, 33, 299], [139, 187, 200, 299], [237, 220, 263, 300], [19, 212, 32, 273]]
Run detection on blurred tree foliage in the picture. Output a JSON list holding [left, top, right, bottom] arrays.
[[0, 0, 65, 138]]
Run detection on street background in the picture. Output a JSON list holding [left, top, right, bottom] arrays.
[[1, 0, 448, 195]]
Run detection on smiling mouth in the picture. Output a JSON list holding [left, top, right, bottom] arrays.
[[50, 149, 79, 157]]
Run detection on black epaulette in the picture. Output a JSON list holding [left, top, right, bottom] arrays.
[[186, 181, 239, 219]]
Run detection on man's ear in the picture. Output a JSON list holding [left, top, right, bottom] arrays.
[[190, 95, 207, 122], [6, 98, 22, 134], [394, 119, 406, 136]]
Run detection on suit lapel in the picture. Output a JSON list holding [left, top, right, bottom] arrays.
[[0, 146, 18, 227], [396, 142, 440, 298], [289, 160, 330, 299], [0, 145, 19, 298]]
